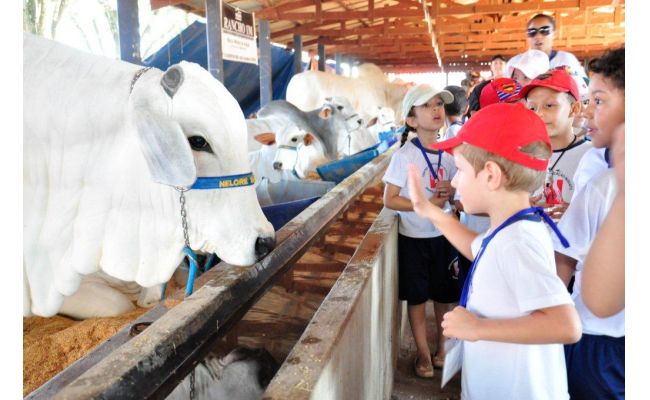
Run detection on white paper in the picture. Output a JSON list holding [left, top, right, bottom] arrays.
[[441, 338, 463, 388]]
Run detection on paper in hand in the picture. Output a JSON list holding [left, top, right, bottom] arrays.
[[441, 338, 463, 389]]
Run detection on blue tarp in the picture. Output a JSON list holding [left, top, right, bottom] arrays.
[[143, 21, 296, 117]]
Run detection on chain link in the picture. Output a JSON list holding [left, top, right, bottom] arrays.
[[177, 188, 191, 248], [177, 187, 196, 400], [189, 369, 196, 400]]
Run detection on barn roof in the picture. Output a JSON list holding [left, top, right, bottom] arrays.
[[150, 0, 625, 72]]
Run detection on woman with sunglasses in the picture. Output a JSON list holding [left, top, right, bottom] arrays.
[[508, 14, 589, 99]]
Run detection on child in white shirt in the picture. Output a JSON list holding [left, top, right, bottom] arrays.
[[383, 84, 459, 376], [407, 102, 581, 399]]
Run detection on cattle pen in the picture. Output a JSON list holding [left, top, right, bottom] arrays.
[[23, 0, 628, 399], [26, 145, 410, 399]]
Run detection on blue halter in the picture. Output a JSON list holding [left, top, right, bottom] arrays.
[[160, 172, 256, 300], [190, 172, 255, 189]]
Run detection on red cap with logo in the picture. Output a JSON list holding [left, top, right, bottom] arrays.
[[479, 78, 523, 108], [431, 102, 550, 171], [519, 68, 580, 101]]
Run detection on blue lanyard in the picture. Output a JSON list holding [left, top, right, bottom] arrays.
[[450, 121, 464, 127], [459, 207, 571, 307], [604, 148, 612, 168], [412, 138, 443, 181]]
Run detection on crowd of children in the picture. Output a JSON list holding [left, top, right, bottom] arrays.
[[382, 12, 625, 398]]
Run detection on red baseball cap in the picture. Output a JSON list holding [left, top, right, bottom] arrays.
[[519, 68, 580, 101], [431, 103, 550, 171], [479, 78, 523, 108]]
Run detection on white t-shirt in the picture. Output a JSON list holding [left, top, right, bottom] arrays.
[[462, 219, 573, 400], [382, 139, 457, 238], [572, 147, 608, 196], [553, 169, 625, 337], [533, 138, 593, 204], [442, 121, 464, 141]]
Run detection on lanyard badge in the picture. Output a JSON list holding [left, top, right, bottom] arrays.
[[413, 138, 443, 190]]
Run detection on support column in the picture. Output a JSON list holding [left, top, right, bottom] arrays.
[[205, 0, 224, 82], [335, 52, 342, 75], [293, 34, 302, 74], [317, 41, 325, 71], [259, 20, 272, 107], [116, 0, 141, 64]]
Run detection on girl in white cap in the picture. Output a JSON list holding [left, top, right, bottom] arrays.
[[382, 84, 458, 377]]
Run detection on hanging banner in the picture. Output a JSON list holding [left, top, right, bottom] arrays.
[[221, 1, 257, 64]]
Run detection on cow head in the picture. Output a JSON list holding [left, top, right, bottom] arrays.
[[370, 106, 397, 131], [128, 62, 275, 278], [262, 126, 326, 179]]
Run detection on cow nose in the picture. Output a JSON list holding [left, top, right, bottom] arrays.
[[273, 161, 283, 170], [255, 236, 276, 259]]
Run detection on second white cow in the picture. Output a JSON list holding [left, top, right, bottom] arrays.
[[286, 64, 408, 123]]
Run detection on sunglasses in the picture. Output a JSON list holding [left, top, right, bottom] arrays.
[[527, 26, 552, 37]]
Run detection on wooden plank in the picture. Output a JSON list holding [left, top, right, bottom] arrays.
[[263, 207, 398, 399]]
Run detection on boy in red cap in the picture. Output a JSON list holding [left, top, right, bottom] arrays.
[[520, 68, 593, 219], [407, 102, 581, 399]]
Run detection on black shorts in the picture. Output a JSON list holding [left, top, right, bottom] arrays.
[[398, 234, 460, 305]]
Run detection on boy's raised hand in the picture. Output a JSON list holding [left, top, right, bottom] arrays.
[[407, 163, 436, 217], [441, 306, 481, 342]]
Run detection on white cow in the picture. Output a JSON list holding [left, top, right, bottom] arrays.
[[23, 34, 275, 318], [269, 131, 328, 179], [286, 63, 408, 123], [366, 106, 398, 138], [166, 346, 279, 400]]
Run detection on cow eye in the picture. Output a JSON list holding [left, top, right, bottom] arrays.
[[188, 135, 213, 153], [337, 105, 343, 111], [291, 137, 299, 143]]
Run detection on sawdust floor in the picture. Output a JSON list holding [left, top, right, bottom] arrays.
[[392, 302, 462, 400], [22, 280, 184, 397], [23, 307, 149, 396]]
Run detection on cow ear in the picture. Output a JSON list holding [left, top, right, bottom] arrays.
[[255, 132, 276, 145], [303, 133, 315, 146], [161, 66, 184, 98], [319, 106, 332, 119], [131, 103, 197, 188], [366, 117, 378, 128]]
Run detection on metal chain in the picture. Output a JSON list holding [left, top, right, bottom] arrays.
[[174, 187, 199, 399], [189, 369, 196, 400], [177, 187, 196, 400], [177, 188, 191, 248]]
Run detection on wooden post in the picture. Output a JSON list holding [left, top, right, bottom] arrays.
[[259, 19, 272, 107], [205, 0, 224, 82], [335, 52, 342, 75], [293, 34, 303, 74], [116, 0, 141, 64], [318, 41, 325, 71]]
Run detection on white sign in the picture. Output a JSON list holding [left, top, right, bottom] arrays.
[[221, 1, 257, 65]]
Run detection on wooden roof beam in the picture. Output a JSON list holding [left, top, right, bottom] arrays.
[[254, 0, 316, 19], [259, 4, 424, 21], [439, 0, 623, 17]]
